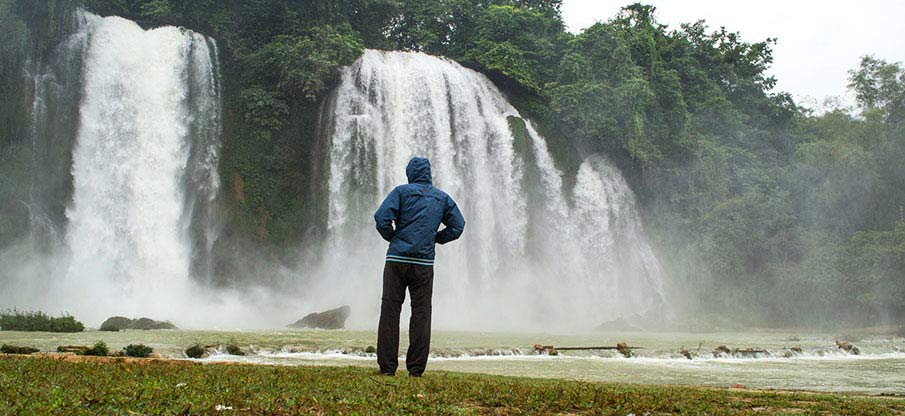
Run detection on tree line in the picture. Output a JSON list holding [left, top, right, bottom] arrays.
[[2, 0, 903, 326]]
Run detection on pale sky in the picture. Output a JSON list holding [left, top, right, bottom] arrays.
[[561, 0, 905, 109]]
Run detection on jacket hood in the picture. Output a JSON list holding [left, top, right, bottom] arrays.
[[406, 157, 432, 185]]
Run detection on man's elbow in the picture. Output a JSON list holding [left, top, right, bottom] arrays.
[[440, 222, 465, 244], [452, 221, 465, 239]]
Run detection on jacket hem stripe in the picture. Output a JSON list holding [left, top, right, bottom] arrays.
[[386, 255, 434, 266]]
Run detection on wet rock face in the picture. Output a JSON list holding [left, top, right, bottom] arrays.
[[288, 306, 352, 330]]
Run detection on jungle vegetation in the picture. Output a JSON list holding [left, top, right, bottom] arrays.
[[2, 0, 904, 326]]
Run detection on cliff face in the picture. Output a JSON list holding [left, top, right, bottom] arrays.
[[0, 0, 83, 249]]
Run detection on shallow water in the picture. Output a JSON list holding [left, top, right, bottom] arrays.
[[2, 329, 903, 394]]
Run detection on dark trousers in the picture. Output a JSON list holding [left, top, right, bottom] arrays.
[[377, 261, 434, 376]]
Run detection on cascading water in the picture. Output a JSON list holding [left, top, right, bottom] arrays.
[[26, 12, 92, 249], [8, 16, 665, 330], [25, 10, 224, 324], [317, 50, 668, 330]]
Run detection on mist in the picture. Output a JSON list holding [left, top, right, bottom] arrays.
[[2, 2, 903, 333]]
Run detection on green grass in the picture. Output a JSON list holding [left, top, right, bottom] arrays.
[[0, 356, 903, 415]]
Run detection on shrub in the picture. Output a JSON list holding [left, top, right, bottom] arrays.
[[185, 344, 205, 359], [0, 310, 84, 332], [83, 341, 109, 356], [124, 344, 153, 358], [1, 344, 39, 354]]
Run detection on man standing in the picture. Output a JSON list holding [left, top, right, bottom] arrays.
[[373, 156, 465, 377]]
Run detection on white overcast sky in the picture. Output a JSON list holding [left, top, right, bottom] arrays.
[[561, 0, 905, 107]]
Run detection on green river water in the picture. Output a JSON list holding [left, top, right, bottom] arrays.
[[2, 329, 903, 394]]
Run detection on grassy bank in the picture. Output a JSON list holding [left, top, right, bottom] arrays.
[[1, 355, 903, 414]]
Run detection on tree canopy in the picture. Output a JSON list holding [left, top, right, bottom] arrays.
[[4, 0, 905, 325]]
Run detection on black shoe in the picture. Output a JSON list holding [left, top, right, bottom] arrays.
[[378, 371, 395, 376], [408, 372, 422, 378]]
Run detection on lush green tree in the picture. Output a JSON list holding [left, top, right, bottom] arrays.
[[849, 56, 905, 124], [5, 0, 905, 323]]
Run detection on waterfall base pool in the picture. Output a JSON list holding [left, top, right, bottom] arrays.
[[2, 329, 902, 394]]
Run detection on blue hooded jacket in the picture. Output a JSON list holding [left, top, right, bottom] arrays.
[[374, 157, 465, 265]]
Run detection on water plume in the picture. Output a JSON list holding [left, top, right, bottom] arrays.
[[314, 50, 668, 330]]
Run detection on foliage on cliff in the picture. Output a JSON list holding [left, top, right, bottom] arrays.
[[3, 0, 905, 324]]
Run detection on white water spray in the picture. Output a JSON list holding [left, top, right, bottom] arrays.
[[317, 50, 668, 330], [52, 11, 223, 325]]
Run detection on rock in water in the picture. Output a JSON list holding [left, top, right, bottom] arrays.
[[130, 318, 176, 330], [99, 316, 133, 331], [836, 340, 861, 355], [99, 316, 177, 331], [289, 306, 352, 330]]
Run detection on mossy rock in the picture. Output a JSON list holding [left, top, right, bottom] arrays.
[[99, 316, 132, 332], [58, 341, 109, 356], [185, 344, 206, 359], [57, 345, 91, 354], [288, 305, 351, 330], [225, 343, 245, 356], [131, 318, 176, 330], [100, 316, 176, 331]]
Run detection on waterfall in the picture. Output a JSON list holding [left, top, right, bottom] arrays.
[[26, 11, 93, 249], [54, 11, 222, 322], [11, 17, 665, 329], [319, 50, 668, 330]]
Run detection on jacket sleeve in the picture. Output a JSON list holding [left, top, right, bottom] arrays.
[[435, 195, 465, 244], [374, 188, 400, 242]]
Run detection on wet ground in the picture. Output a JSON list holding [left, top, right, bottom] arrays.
[[2, 329, 903, 394]]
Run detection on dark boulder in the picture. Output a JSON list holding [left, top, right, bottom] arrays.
[[185, 344, 206, 359], [289, 306, 351, 330]]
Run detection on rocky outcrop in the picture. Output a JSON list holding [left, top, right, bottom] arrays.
[[99, 316, 176, 331], [288, 306, 351, 330]]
